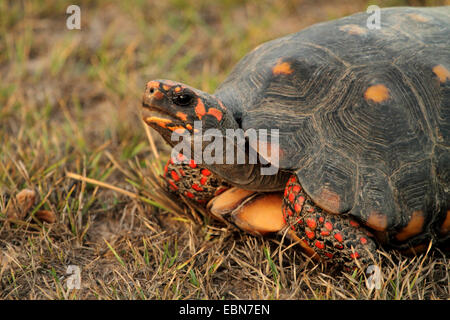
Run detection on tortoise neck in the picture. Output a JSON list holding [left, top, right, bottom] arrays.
[[213, 89, 244, 129]]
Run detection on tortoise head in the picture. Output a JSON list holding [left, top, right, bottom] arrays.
[[141, 79, 289, 191], [142, 80, 237, 141]]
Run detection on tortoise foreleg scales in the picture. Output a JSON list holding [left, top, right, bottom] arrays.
[[283, 175, 378, 267]]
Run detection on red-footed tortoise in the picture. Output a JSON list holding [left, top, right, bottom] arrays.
[[141, 7, 450, 268]]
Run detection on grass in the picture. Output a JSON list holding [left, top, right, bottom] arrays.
[[0, 0, 449, 300]]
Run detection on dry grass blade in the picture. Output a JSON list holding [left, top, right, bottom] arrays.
[[65, 171, 170, 211]]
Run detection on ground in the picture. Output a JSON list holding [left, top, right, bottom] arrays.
[[0, 0, 449, 300]]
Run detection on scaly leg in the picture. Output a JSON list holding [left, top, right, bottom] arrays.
[[283, 175, 378, 267]]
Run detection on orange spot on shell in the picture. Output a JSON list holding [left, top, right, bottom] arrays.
[[364, 84, 390, 103], [272, 59, 293, 75], [433, 65, 450, 83], [162, 84, 170, 91], [366, 211, 388, 231], [339, 24, 366, 35], [174, 86, 182, 93], [440, 210, 450, 235], [407, 13, 429, 22], [206, 108, 223, 121], [317, 188, 340, 213], [395, 210, 425, 241]]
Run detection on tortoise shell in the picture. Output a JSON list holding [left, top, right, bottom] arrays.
[[211, 7, 450, 248]]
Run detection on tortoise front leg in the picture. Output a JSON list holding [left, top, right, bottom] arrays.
[[283, 175, 379, 268], [163, 154, 230, 205], [163, 156, 286, 235]]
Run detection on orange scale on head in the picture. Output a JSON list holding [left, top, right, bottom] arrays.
[[147, 81, 160, 88], [145, 117, 172, 129], [176, 112, 188, 121], [206, 108, 223, 121], [152, 90, 164, 100], [195, 98, 206, 119]]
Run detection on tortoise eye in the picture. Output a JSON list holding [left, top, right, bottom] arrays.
[[173, 90, 194, 106]]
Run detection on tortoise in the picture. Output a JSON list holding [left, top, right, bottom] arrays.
[[141, 7, 450, 268]]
